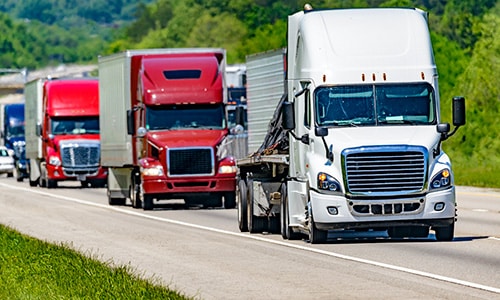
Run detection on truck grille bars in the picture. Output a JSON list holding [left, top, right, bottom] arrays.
[[167, 147, 214, 176], [60, 141, 100, 176], [343, 146, 427, 195]]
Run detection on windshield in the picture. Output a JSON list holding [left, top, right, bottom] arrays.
[[315, 83, 436, 127], [7, 125, 25, 138], [146, 104, 226, 130], [51, 117, 100, 135], [227, 105, 247, 129]]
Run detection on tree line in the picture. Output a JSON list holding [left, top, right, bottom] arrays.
[[0, 0, 498, 187]]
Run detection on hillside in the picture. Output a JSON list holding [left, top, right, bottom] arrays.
[[0, 0, 498, 187]]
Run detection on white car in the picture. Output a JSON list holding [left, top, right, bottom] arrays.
[[0, 146, 15, 177]]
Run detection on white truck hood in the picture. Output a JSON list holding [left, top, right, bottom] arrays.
[[323, 126, 440, 152]]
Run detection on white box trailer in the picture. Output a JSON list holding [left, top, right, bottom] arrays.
[[24, 78, 44, 186]]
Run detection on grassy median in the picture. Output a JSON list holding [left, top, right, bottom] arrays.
[[0, 224, 190, 299]]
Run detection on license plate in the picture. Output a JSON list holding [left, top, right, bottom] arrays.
[[77, 175, 86, 181]]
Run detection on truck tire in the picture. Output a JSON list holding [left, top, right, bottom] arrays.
[[237, 180, 248, 232], [130, 176, 142, 209], [15, 166, 24, 182], [308, 205, 327, 244], [224, 192, 236, 209], [29, 178, 38, 187], [143, 195, 154, 210], [47, 179, 57, 189], [434, 221, 454, 241], [247, 178, 266, 233], [280, 184, 301, 240]]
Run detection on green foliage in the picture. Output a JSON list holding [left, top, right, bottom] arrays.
[[0, 0, 498, 186], [442, 4, 500, 187], [0, 224, 190, 299]]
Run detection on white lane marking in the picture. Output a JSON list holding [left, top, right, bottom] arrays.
[[2, 182, 500, 295], [472, 209, 489, 212]]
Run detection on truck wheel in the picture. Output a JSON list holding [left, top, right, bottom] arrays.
[[247, 178, 266, 233], [130, 176, 142, 209], [15, 166, 23, 181], [434, 222, 454, 241], [143, 195, 154, 210], [308, 206, 327, 244], [47, 179, 57, 189], [29, 178, 38, 187], [224, 192, 236, 209], [39, 176, 46, 188], [280, 184, 301, 240], [237, 180, 248, 232]]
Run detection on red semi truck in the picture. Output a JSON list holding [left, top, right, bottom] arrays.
[[24, 77, 108, 188], [98, 49, 237, 210]]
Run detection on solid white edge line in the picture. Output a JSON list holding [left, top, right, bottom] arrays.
[[2, 182, 499, 294]]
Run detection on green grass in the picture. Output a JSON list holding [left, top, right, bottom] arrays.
[[0, 225, 190, 300]]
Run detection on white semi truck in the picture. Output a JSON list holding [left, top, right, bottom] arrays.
[[236, 6, 466, 243]]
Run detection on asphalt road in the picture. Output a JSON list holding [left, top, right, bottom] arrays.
[[0, 178, 498, 299]]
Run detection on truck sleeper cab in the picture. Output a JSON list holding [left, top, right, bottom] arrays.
[[237, 7, 466, 244], [99, 49, 237, 210], [25, 78, 107, 188]]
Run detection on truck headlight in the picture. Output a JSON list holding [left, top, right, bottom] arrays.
[[48, 156, 61, 166], [219, 165, 237, 174], [218, 156, 237, 174], [430, 169, 451, 190], [317, 172, 342, 193], [141, 166, 164, 177]]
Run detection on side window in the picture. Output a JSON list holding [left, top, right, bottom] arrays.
[[304, 89, 311, 129]]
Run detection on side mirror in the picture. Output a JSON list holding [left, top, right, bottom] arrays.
[[137, 127, 147, 138], [436, 123, 450, 134], [315, 127, 328, 137], [281, 101, 295, 130], [452, 96, 466, 126], [36, 123, 42, 137], [126, 110, 135, 135], [235, 105, 246, 126]]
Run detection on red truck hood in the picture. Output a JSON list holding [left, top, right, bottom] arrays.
[[52, 134, 100, 144], [147, 130, 227, 148]]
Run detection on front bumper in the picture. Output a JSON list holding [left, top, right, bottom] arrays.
[[142, 175, 236, 198], [310, 187, 456, 230], [47, 164, 108, 182]]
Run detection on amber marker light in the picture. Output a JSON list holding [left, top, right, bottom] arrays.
[[318, 173, 327, 181]]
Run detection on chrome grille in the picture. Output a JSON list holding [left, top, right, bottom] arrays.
[[60, 141, 100, 168], [168, 147, 214, 176], [344, 146, 426, 194]]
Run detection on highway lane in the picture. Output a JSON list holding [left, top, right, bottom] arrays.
[[0, 178, 498, 299]]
